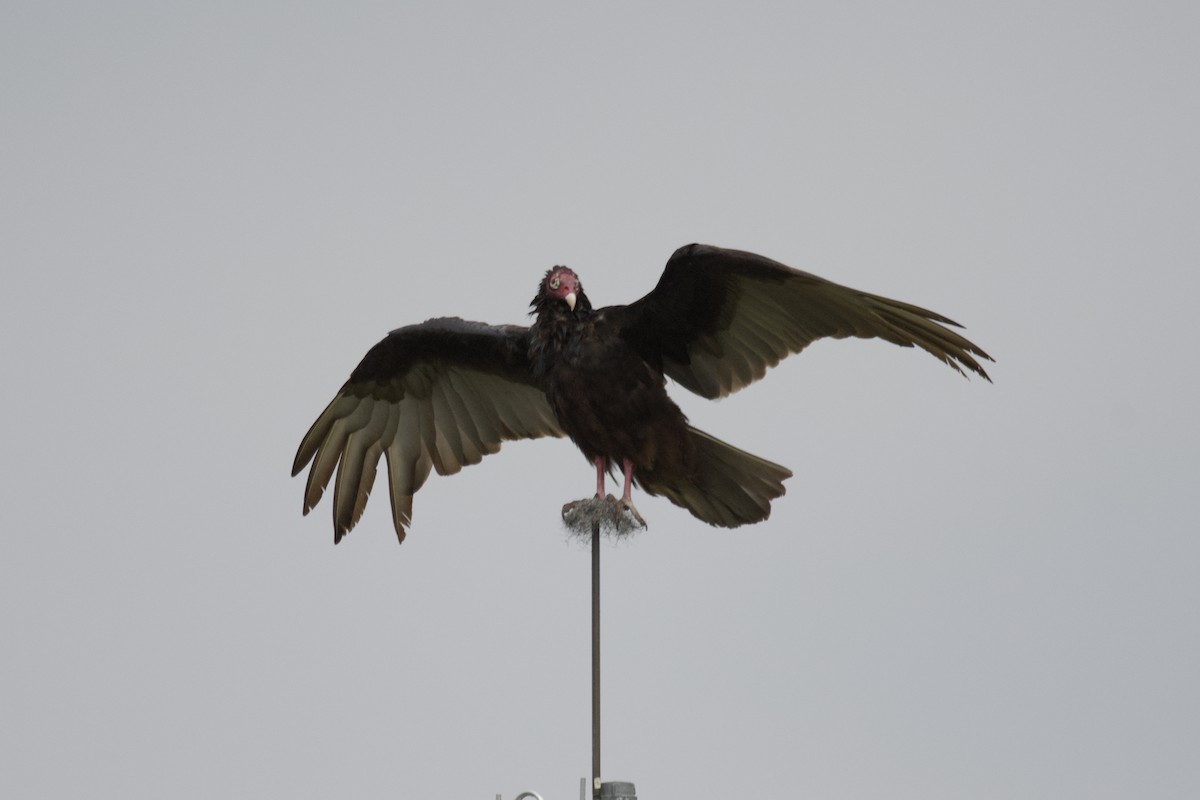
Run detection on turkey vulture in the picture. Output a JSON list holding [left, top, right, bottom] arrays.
[[293, 244, 992, 544]]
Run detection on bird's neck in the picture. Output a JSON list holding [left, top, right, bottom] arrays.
[[529, 302, 590, 376]]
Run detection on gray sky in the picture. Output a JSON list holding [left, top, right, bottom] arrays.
[[3, 2, 1197, 798]]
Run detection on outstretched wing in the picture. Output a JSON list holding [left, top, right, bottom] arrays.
[[615, 243, 993, 399], [292, 317, 564, 544]]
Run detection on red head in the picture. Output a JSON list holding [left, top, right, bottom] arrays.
[[541, 266, 581, 311]]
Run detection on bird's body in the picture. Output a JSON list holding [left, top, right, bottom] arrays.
[[539, 310, 693, 479], [293, 244, 992, 544], [531, 285, 686, 467]]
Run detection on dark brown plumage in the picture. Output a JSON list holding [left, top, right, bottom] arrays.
[[292, 244, 992, 544]]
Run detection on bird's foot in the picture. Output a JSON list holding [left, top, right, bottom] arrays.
[[617, 496, 647, 529], [562, 495, 647, 535]]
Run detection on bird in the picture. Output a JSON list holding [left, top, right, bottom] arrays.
[[292, 243, 992, 544]]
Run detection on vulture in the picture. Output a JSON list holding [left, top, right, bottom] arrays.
[[293, 244, 992, 544]]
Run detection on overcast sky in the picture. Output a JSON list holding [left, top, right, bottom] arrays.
[[3, 2, 1198, 798]]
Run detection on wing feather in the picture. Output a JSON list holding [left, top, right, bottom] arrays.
[[416, 376, 444, 476], [351, 403, 399, 528], [446, 368, 502, 451], [333, 399, 389, 535], [616, 244, 992, 398], [303, 397, 369, 514], [429, 379, 464, 475], [440, 371, 485, 463], [294, 394, 361, 472], [293, 318, 564, 543]]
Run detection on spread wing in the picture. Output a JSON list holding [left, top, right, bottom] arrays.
[[292, 317, 564, 544], [615, 243, 993, 399]]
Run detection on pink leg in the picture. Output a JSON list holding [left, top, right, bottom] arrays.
[[594, 456, 606, 498], [619, 458, 646, 527]]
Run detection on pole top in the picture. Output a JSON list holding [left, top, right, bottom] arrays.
[[562, 496, 646, 537]]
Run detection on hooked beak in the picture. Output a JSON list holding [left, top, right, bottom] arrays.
[[565, 292, 576, 311]]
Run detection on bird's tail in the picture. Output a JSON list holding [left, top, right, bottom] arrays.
[[638, 427, 792, 527]]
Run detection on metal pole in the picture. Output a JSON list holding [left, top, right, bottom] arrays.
[[591, 519, 601, 799]]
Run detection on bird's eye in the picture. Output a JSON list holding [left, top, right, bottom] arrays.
[[550, 278, 561, 290]]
